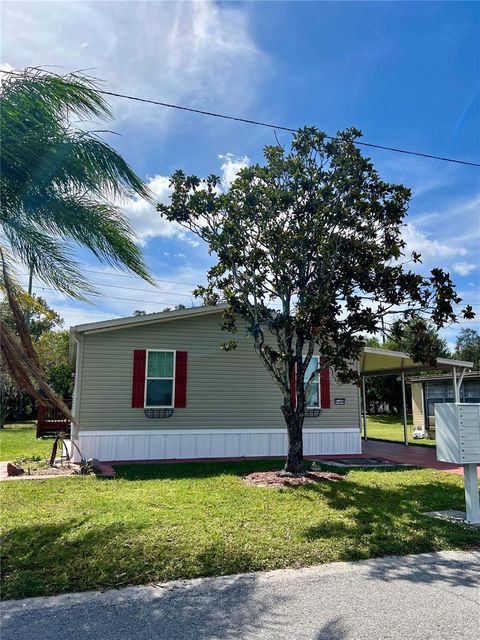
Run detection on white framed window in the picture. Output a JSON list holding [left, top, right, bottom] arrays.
[[144, 350, 175, 408], [304, 355, 321, 408]]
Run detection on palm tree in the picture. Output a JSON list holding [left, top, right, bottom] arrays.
[[1, 68, 152, 294], [0, 68, 153, 415]]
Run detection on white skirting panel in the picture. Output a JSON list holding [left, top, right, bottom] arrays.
[[73, 428, 362, 462]]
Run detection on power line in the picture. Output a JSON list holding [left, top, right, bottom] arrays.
[[18, 269, 199, 288], [79, 268, 199, 287], [32, 285, 195, 307], [2, 68, 478, 167], [33, 279, 195, 298], [98, 89, 480, 168], [31, 284, 480, 322]]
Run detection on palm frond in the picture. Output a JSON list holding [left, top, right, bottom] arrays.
[[1, 217, 95, 298], [0, 320, 72, 421], [0, 68, 111, 123], [0, 67, 153, 295], [19, 195, 153, 283]]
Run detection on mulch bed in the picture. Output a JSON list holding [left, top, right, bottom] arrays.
[[243, 469, 344, 488]]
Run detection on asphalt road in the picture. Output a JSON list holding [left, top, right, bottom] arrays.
[[1, 551, 479, 640]]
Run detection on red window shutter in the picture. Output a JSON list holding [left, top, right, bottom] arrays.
[[132, 350, 146, 408], [174, 351, 188, 408], [320, 357, 331, 409], [290, 363, 297, 408]]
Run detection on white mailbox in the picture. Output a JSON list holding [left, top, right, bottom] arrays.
[[435, 403, 480, 464], [435, 402, 480, 525]]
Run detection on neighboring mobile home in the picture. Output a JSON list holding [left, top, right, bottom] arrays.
[[68, 305, 362, 462], [411, 372, 480, 436]]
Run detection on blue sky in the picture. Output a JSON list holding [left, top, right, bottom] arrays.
[[2, 1, 480, 348]]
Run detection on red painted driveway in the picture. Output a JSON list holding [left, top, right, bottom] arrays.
[[353, 440, 479, 477]]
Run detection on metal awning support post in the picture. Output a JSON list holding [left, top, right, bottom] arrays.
[[401, 370, 408, 446], [452, 366, 459, 403], [456, 367, 466, 402], [362, 376, 368, 441]]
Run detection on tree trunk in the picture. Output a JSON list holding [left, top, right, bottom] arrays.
[[282, 410, 305, 474]]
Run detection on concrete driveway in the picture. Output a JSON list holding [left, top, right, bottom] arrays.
[[1, 551, 479, 640]]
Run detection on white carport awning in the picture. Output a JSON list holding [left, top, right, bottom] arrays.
[[360, 347, 473, 377], [359, 347, 473, 446]]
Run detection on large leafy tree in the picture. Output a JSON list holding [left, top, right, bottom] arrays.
[[0, 68, 152, 413], [159, 127, 473, 474], [455, 328, 480, 370]]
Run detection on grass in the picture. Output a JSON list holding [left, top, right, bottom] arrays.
[[0, 422, 51, 462], [366, 415, 436, 447], [1, 459, 478, 600]]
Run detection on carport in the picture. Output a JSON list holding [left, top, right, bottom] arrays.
[[360, 347, 473, 446]]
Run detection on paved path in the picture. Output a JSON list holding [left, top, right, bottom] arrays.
[[360, 440, 480, 476], [2, 551, 479, 640]]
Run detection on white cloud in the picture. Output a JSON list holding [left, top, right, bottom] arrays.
[[1, 2, 268, 127], [121, 175, 187, 245], [402, 223, 468, 261], [452, 262, 477, 277], [122, 153, 251, 244], [219, 153, 250, 190]]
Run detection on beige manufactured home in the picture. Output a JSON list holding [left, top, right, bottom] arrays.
[[69, 305, 362, 462]]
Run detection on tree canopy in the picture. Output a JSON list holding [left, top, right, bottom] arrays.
[[455, 328, 480, 370], [159, 127, 473, 473]]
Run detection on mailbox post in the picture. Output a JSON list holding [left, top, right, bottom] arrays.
[[435, 403, 480, 525]]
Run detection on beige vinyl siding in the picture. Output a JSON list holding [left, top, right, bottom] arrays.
[[411, 382, 424, 429], [76, 312, 361, 432]]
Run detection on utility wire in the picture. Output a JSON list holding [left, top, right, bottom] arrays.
[[99, 89, 480, 168], [32, 285, 196, 306], [32, 284, 480, 322], [18, 269, 199, 293], [2, 68, 478, 167]]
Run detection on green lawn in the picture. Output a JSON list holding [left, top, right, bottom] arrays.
[[366, 415, 436, 447], [0, 422, 51, 462], [1, 459, 478, 600]]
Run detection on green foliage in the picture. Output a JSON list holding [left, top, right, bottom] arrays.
[[455, 328, 480, 370], [46, 363, 73, 398], [365, 318, 451, 414], [0, 295, 62, 339], [36, 330, 72, 397], [0, 68, 152, 297], [1, 460, 478, 599], [0, 373, 19, 427], [159, 127, 472, 470], [387, 315, 451, 363]]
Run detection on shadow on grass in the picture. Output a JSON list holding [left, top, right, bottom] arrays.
[[114, 458, 286, 481], [0, 517, 271, 601], [115, 458, 419, 482], [302, 476, 480, 572]]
